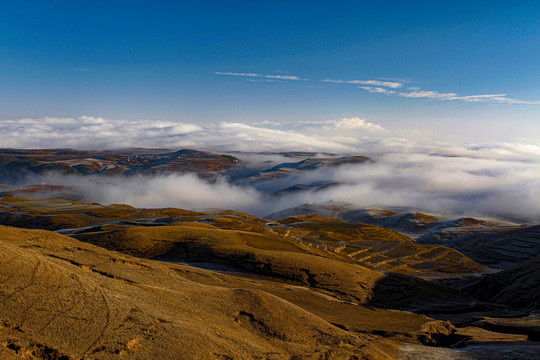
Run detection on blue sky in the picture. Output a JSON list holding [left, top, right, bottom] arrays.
[[1, 0, 539, 141]]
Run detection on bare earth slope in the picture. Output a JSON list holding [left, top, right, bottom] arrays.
[[418, 225, 540, 269]]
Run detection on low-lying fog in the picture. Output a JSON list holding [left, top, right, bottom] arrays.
[[18, 150, 539, 224], [2, 116, 539, 223]]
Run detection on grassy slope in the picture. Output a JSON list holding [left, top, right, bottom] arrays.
[[1, 197, 536, 358], [74, 224, 477, 312], [0, 197, 487, 280], [1, 225, 395, 360], [0, 225, 471, 359]]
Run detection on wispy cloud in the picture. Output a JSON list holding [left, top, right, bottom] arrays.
[[322, 79, 403, 88], [399, 90, 458, 100], [216, 72, 539, 105], [215, 71, 306, 81], [358, 86, 396, 95], [453, 94, 540, 104], [398, 90, 540, 104], [323, 76, 539, 104]]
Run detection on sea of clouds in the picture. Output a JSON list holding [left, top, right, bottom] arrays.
[[1, 116, 539, 222]]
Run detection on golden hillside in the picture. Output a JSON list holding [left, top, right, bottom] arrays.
[[1, 225, 470, 359]]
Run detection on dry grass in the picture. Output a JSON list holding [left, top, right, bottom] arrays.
[[1, 197, 536, 358], [273, 216, 487, 278], [2, 225, 434, 359]]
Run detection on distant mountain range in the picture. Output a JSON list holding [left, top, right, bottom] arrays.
[[0, 148, 241, 180]]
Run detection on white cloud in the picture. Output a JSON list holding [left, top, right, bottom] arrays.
[[327, 117, 388, 133], [215, 72, 306, 81], [204, 122, 352, 152], [397, 90, 540, 104], [453, 94, 508, 102], [399, 90, 458, 100], [358, 86, 396, 95], [7, 116, 540, 160], [323, 79, 403, 88], [216, 72, 539, 105], [266, 117, 389, 137], [321, 77, 539, 105], [453, 94, 540, 104], [0, 116, 353, 152]]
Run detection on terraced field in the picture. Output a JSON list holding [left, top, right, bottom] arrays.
[[272, 214, 487, 278]]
